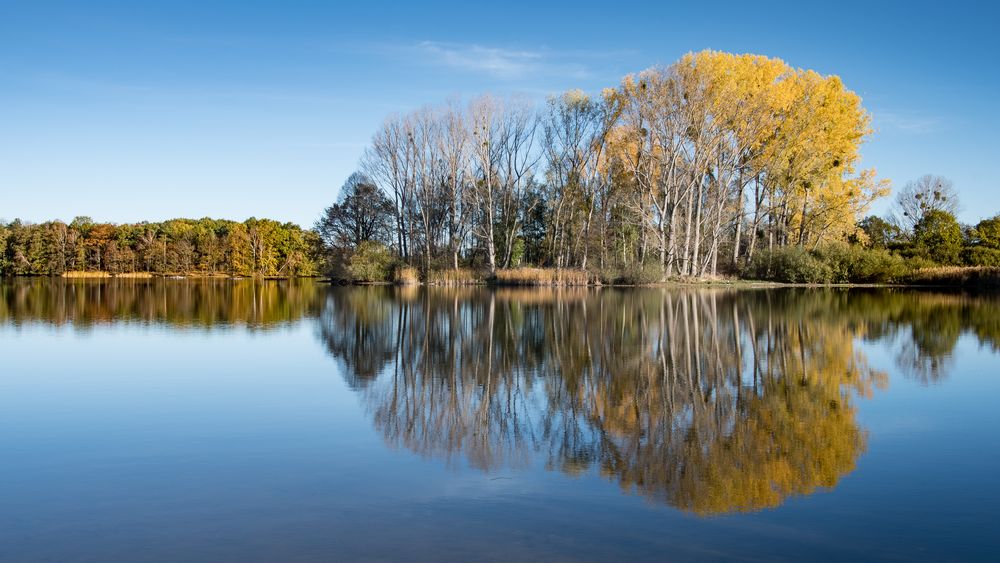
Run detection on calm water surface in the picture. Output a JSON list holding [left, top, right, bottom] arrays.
[[1, 279, 998, 561]]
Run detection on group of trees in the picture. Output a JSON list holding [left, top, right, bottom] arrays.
[[0, 216, 319, 277], [317, 50, 887, 281], [7, 52, 993, 284], [857, 174, 1000, 267], [741, 174, 1000, 283]]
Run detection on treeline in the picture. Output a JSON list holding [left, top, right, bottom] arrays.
[[0, 216, 319, 277], [317, 50, 886, 282], [746, 174, 1000, 283], [868, 174, 1000, 267]]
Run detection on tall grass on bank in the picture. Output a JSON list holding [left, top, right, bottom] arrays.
[[493, 268, 590, 286], [426, 268, 481, 285], [62, 271, 159, 278], [62, 271, 112, 278], [393, 266, 420, 285], [906, 266, 1000, 288]]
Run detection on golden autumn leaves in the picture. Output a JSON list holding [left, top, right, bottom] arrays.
[[600, 51, 888, 271], [352, 49, 887, 280]]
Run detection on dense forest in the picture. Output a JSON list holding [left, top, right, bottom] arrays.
[[0, 216, 318, 277]]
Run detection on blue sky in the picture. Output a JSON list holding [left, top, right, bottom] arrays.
[[2, 0, 997, 227]]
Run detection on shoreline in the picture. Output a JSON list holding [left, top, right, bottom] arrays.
[[3, 268, 997, 290]]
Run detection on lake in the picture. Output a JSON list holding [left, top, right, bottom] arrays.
[[1, 278, 998, 561]]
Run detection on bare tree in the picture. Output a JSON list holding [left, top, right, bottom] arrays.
[[892, 174, 959, 234], [363, 116, 417, 261], [468, 97, 497, 272], [438, 101, 473, 270], [542, 90, 615, 270]]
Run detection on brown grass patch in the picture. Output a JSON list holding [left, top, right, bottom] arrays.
[[493, 268, 591, 286], [907, 266, 1000, 288], [426, 268, 483, 285], [394, 266, 420, 285], [62, 271, 111, 278]]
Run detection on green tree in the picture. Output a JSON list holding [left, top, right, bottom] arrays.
[[0, 222, 9, 275], [971, 215, 1000, 249], [856, 215, 901, 249], [913, 209, 962, 265], [965, 214, 1000, 266]]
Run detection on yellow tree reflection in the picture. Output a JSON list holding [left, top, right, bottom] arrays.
[[318, 287, 899, 514]]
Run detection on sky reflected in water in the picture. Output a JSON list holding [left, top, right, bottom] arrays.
[[1, 279, 998, 561]]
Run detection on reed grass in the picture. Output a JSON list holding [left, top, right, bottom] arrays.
[[906, 266, 1000, 288], [394, 266, 421, 285], [426, 267, 483, 285], [492, 267, 591, 286], [62, 271, 111, 278]]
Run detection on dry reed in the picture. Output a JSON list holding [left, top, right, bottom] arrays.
[[492, 268, 591, 286]]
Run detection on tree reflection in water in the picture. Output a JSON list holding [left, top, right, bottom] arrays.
[[317, 287, 907, 514], [4, 279, 998, 513]]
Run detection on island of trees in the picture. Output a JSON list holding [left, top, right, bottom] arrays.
[[315, 50, 1000, 285], [3, 51, 999, 285]]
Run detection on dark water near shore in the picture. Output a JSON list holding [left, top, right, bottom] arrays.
[[1, 278, 998, 561]]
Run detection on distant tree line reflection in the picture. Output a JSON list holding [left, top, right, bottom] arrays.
[[0, 277, 320, 329]]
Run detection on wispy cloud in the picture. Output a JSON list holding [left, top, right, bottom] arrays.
[[413, 41, 595, 80], [418, 41, 543, 79], [875, 110, 942, 134]]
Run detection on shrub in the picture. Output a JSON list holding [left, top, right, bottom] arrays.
[[848, 247, 909, 283], [902, 255, 938, 271], [965, 246, 1000, 267], [743, 247, 832, 283], [600, 264, 663, 285], [813, 242, 910, 283], [745, 244, 910, 284], [812, 243, 855, 283], [347, 241, 394, 282]]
